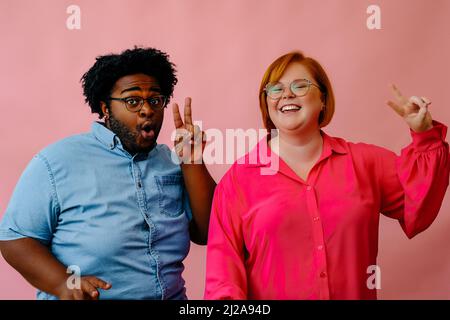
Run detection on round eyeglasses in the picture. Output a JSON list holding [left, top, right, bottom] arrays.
[[264, 79, 322, 100], [108, 95, 167, 112]]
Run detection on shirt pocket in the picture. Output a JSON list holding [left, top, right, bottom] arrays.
[[155, 174, 184, 217]]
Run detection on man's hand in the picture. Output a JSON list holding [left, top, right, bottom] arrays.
[[387, 84, 433, 133], [172, 97, 206, 164], [56, 275, 111, 300]]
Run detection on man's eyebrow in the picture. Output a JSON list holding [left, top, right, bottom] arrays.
[[120, 86, 161, 94]]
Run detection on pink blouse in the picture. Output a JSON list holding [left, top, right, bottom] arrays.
[[204, 122, 449, 300]]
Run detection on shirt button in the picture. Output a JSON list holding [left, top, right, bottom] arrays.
[[320, 271, 327, 278], [137, 182, 142, 188], [313, 216, 320, 222], [317, 245, 323, 250], [306, 185, 312, 191]]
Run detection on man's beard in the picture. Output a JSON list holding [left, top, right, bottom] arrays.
[[107, 113, 156, 155]]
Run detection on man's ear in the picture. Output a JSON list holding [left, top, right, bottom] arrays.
[[100, 101, 109, 119]]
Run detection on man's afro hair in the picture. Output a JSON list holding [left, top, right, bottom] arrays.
[[81, 47, 177, 118]]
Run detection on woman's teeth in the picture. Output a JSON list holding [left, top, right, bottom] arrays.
[[280, 105, 301, 113]]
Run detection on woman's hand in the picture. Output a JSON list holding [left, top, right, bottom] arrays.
[[387, 84, 433, 133]]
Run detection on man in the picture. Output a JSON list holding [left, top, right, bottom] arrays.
[[0, 47, 216, 299]]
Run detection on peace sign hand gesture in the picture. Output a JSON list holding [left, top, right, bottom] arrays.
[[172, 97, 206, 164], [387, 84, 433, 133]]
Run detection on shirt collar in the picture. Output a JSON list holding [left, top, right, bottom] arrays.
[[92, 121, 118, 150], [244, 130, 347, 169], [321, 130, 347, 157]]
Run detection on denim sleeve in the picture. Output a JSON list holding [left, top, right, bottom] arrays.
[[0, 153, 59, 245]]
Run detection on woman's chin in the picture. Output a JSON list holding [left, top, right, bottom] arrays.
[[276, 121, 306, 133], [274, 116, 321, 135]]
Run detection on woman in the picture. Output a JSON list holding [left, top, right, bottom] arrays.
[[204, 51, 449, 299]]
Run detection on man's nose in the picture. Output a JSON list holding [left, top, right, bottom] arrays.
[[138, 100, 155, 117]]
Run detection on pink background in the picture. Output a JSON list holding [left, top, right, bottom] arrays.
[[1, 0, 449, 299]]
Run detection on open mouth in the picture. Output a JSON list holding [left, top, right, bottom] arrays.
[[140, 122, 155, 140], [279, 104, 302, 113]]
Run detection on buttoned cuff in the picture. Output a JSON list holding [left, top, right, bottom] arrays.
[[410, 120, 448, 152]]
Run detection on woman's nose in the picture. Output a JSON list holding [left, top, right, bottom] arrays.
[[281, 85, 295, 99]]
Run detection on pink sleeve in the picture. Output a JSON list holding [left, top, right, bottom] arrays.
[[204, 171, 248, 299], [380, 121, 450, 238]]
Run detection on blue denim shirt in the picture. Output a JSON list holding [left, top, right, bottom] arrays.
[[0, 122, 192, 299]]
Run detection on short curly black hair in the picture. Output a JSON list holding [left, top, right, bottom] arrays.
[[81, 46, 177, 118]]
